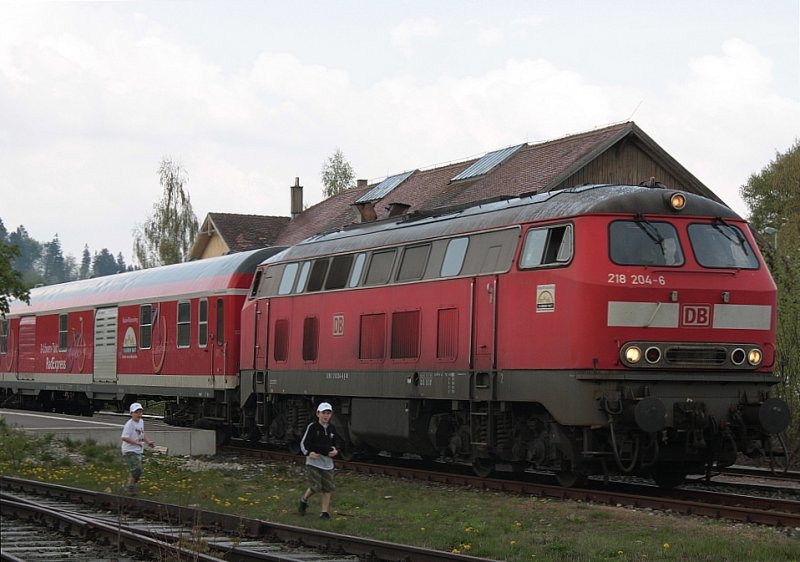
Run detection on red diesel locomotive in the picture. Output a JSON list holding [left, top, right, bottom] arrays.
[[1, 183, 791, 486]]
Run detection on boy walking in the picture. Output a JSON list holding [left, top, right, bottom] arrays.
[[298, 402, 338, 519], [120, 402, 155, 496]]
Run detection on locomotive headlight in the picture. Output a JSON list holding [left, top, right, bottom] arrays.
[[668, 192, 687, 211], [624, 346, 642, 364], [747, 348, 763, 366]]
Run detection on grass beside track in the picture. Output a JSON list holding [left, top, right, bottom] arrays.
[[1, 419, 798, 562]]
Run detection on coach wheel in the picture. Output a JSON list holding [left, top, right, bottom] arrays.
[[651, 463, 686, 489], [472, 457, 494, 477]]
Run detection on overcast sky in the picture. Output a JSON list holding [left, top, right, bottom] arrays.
[[1, 1, 798, 264]]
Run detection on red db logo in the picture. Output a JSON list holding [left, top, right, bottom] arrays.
[[681, 305, 711, 327]]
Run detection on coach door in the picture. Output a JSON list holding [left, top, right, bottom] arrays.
[[93, 307, 118, 383], [17, 317, 36, 380]]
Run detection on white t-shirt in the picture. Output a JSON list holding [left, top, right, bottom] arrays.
[[121, 418, 145, 454]]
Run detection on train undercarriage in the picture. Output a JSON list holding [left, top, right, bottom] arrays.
[[239, 388, 791, 488]]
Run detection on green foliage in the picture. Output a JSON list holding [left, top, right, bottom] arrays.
[[741, 139, 800, 447], [0, 237, 31, 316], [133, 157, 199, 268], [321, 148, 355, 198]]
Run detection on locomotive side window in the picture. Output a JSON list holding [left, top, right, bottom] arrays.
[[348, 253, 366, 287], [688, 223, 759, 269], [177, 301, 191, 348], [216, 298, 224, 346], [359, 313, 385, 359], [249, 270, 263, 298], [303, 316, 319, 361], [306, 259, 329, 292], [609, 220, 684, 266], [0, 319, 7, 354], [274, 318, 289, 362], [139, 305, 152, 350], [396, 244, 431, 282], [391, 310, 420, 359], [58, 314, 68, 351], [437, 307, 458, 360], [441, 238, 468, 277], [364, 249, 396, 286], [278, 263, 298, 295], [325, 254, 354, 290], [294, 261, 311, 294], [198, 299, 208, 348], [519, 225, 573, 268]]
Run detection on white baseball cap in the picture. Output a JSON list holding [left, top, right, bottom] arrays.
[[317, 402, 333, 412], [129, 402, 144, 413]]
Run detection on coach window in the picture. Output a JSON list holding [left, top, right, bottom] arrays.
[[303, 316, 319, 361], [520, 225, 573, 268], [364, 249, 396, 286], [198, 299, 208, 348], [0, 319, 8, 354], [58, 314, 68, 351], [609, 221, 683, 266], [348, 253, 366, 287], [177, 301, 191, 348], [688, 223, 758, 269], [397, 244, 430, 282], [216, 299, 224, 346], [441, 237, 468, 277], [139, 305, 152, 349], [325, 254, 354, 290], [278, 263, 299, 295]]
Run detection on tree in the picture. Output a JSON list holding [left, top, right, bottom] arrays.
[[0, 238, 30, 316], [92, 248, 118, 277], [740, 138, 800, 450], [116, 252, 127, 274], [321, 148, 355, 198], [41, 235, 68, 285], [80, 245, 92, 279], [133, 158, 199, 268]]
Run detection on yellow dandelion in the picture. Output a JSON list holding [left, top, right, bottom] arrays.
[[451, 548, 461, 555], [463, 544, 472, 551], [663, 543, 670, 550], [510, 540, 517, 545], [420, 527, 427, 532]]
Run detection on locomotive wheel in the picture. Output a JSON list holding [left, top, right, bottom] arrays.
[[651, 463, 687, 489], [555, 470, 588, 488], [472, 457, 494, 477]]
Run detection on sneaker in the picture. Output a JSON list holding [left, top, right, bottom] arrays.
[[319, 512, 331, 520], [298, 497, 308, 515]]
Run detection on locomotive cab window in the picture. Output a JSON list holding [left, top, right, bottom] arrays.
[[609, 220, 684, 266], [396, 244, 430, 282], [365, 249, 397, 286], [441, 237, 468, 277], [278, 263, 299, 295], [520, 224, 573, 268], [688, 223, 759, 269], [249, 270, 263, 298]]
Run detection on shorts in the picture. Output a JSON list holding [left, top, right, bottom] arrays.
[[306, 465, 335, 493], [124, 452, 143, 480]]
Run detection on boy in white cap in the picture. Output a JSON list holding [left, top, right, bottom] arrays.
[[120, 402, 155, 496], [298, 401, 338, 519]]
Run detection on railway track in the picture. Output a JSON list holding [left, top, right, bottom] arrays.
[[0, 476, 496, 562], [225, 445, 800, 528]]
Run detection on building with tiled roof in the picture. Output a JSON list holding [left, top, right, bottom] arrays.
[[190, 212, 290, 260], [195, 121, 722, 256]]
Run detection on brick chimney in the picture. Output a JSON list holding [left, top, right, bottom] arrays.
[[290, 177, 303, 219]]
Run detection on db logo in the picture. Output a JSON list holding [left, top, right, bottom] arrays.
[[681, 305, 711, 327]]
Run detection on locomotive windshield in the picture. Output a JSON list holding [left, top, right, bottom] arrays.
[[609, 220, 683, 266], [688, 222, 759, 269]]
